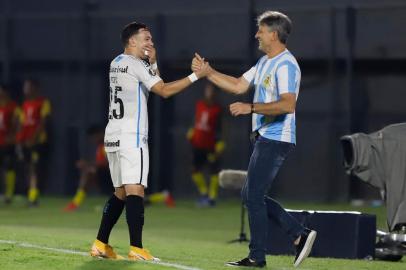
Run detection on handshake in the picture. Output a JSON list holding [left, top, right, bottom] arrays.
[[190, 53, 212, 79]]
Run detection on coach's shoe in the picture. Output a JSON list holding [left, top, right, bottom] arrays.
[[128, 246, 160, 261], [294, 228, 317, 267], [226, 257, 266, 268], [90, 239, 124, 260]]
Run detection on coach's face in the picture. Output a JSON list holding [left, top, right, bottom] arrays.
[[255, 24, 277, 53], [132, 29, 154, 59]]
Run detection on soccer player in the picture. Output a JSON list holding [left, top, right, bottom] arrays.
[[192, 11, 317, 268], [16, 79, 51, 206], [0, 84, 20, 204], [187, 82, 224, 207], [90, 22, 210, 261], [63, 126, 113, 212]]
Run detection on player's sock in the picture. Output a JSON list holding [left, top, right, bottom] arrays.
[[96, 194, 125, 244], [192, 172, 208, 195], [5, 170, 16, 199], [72, 188, 86, 206], [28, 187, 39, 203], [126, 195, 144, 248], [147, 191, 166, 203], [208, 174, 219, 200]]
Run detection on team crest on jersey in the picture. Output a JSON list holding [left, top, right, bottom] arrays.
[[262, 74, 275, 90]]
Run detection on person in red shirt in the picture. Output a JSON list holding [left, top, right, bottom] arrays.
[[187, 82, 225, 207], [16, 79, 51, 206], [0, 84, 20, 204], [64, 126, 114, 212]]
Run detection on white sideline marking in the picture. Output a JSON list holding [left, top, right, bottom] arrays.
[[0, 239, 201, 270]]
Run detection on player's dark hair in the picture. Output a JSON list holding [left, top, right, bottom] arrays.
[[257, 11, 292, 44], [121, 22, 148, 47]]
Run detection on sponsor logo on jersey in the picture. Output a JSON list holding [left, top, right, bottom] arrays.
[[104, 140, 120, 147], [110, 66, 128, 73]]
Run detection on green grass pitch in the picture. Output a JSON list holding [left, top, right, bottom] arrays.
[[0, 196, 404, 270]]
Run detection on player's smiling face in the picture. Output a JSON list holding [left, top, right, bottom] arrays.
[[133, 29, 154, 59], [255, 24, 275, 53]]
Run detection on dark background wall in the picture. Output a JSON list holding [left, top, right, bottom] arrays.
[[0, 0, 405, 201]]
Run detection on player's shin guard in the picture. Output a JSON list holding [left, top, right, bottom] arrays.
[[28, 188, 39, 203], [96, 194, 125, 244], [126, 195, 144, 248], [209, 174, 219, 200], [72, 188, 86, 206], [5, 170, 16, 199], [192, 172, 208, 195]]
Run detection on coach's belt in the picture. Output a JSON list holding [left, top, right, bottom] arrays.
[[250, 130, 260, 143]]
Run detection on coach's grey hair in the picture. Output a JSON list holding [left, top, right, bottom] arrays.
[[257, 11, 292, 44]]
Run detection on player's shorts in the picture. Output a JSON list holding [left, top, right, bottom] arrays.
[[192, 148, 219, 173], [0, 145, 16, 169], [22, 144, 47, 164], [106, 146, 149, 188]]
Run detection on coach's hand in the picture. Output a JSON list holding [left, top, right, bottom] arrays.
[[194, 61, 211, 79], [229, 102, 251, 116]]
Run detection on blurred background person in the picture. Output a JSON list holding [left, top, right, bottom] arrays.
[[187, 82, 225, 207], [16, 79, 51, 206], [144, 190, 175, 208], [63, 126, 113, 212], [0, 83, 20, 204]]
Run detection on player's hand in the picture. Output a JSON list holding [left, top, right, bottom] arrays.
[[144, 45, 157, 65], [191, 53, 206, 73], [207, 153, 217, 163], [186, 128, 194, 141], [229, 102, 251, 116]]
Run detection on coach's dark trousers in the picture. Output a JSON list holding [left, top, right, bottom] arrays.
[[241, 136, 304, 263]]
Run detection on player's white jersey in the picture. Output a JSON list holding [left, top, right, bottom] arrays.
[[104, 54, 162, 152]]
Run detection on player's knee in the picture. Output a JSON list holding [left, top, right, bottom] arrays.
[[124, 184, 145, 198], [114, 187, 126, 200]]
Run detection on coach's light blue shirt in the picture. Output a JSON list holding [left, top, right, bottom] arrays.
[[243, 49, 301, 144]]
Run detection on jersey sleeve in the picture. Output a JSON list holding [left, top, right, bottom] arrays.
[[40, 99, 51, 118], [242, 66, 256, 85], [276, 61, 300, 95], [131, 60, 162, 91]]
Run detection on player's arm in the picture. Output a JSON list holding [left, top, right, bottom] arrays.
[[34, 99, 51, 143], [192, 53, 250, 95], [151, 62, 210, 98], [39, 99, 51, 128]]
